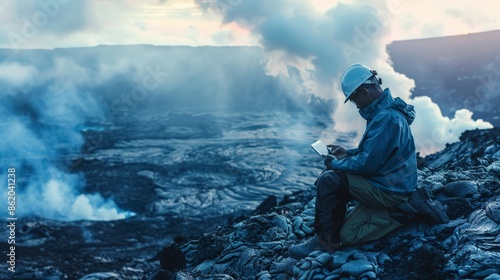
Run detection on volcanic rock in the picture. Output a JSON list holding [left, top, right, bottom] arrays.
[[145, 128, 500, 279], [444, 180, 478, 197]]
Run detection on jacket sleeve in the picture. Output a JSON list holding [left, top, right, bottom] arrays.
[[347, 148, 359, 155], [330, 112, 402, 174]]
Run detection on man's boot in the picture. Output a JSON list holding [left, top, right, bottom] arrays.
[[402, 187, 449, 224]]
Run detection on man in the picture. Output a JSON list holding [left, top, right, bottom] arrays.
[[289, 64, 449, 259]]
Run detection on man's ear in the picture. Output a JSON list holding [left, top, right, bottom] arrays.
[[362, 88, 369, 95]]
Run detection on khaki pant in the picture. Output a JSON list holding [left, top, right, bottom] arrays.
[[340, 174, 409, 246]]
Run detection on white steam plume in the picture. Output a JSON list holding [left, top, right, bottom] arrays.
[[195, 0, 493, 155], [0, 59, 134, 221]]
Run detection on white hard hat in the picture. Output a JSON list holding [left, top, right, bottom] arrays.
[[341, 64, 380, 103]]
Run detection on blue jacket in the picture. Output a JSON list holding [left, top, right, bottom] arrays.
[[330, 88, 417, 194]]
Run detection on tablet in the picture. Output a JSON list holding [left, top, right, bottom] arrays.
[[311, 140, 331, 156]]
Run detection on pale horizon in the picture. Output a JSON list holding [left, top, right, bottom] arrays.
[[2, 0, 500, 49]]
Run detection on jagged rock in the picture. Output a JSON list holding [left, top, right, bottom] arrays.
[[443, 197, 474, 220], [145, 128, 500, 280], [485, 274, 500, 280], [145, 269, 174, 280], [80, 272, 121, 279], [267, 257, 295, 279], [444, 180, 478, 197], [340, 259, 375, 277], [425, 128, 500, 169], [252, 195, 278, 215], [487, 160, 500, 174], [486, 201, 500, 223], [485, 144, 500, 158], [464, 202, 500, 250], [440, 201, 500, 279]]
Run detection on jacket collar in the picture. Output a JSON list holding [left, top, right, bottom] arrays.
[[359, 88, 393, 121]]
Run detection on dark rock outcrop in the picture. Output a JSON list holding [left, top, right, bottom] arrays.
[[145, 128, 500, 280]]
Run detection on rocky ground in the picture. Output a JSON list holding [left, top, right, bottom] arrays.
[[144, 128, 500, 280]]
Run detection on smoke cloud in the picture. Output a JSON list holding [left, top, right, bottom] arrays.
[[410, 96, 493, 155], [195, 0, 493, 155], [0, 53, 135, 221], [0, 45, 324, 220], [2, 0, 495, 221]]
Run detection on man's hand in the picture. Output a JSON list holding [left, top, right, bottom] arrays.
[[323, 154, 336, 170], [327, 144, 349, 160]]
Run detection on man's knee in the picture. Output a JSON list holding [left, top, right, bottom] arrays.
[[315, 171, 349, 196], [316, 171, 347, 187], [340, 205, 405, 246]]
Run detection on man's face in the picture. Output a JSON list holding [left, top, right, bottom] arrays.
[[349, 86, 371, 109]]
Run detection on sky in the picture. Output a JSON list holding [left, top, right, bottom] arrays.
[[1, 0, 500, 49], [0, 0, 497, 220], [1, 0, 497, 155]]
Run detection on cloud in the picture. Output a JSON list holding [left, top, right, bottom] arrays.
[[31, 170, 132, 221], [0, 0, 156, 49], [194, 0, 493, 155], [211, 30, 235, 45], [0, 62, 38, 88], [196, 0, 400, 89], [0, 44, 331, 221], [0, 49, 134, 221], [0, 0, 249, 48], [1, 0, 89, 49], [389, 1, 500, 40], [0, 0, 496, 221], [411, 96, 493, 155], [1, 0, 500, 49]]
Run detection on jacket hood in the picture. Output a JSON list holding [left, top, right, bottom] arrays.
[[359, 88, 415, 125], [388, 96, 416, 125]]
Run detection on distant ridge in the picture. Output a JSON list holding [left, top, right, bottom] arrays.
[[391, 29, 500, 43], [387, 29, 500, 126]]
